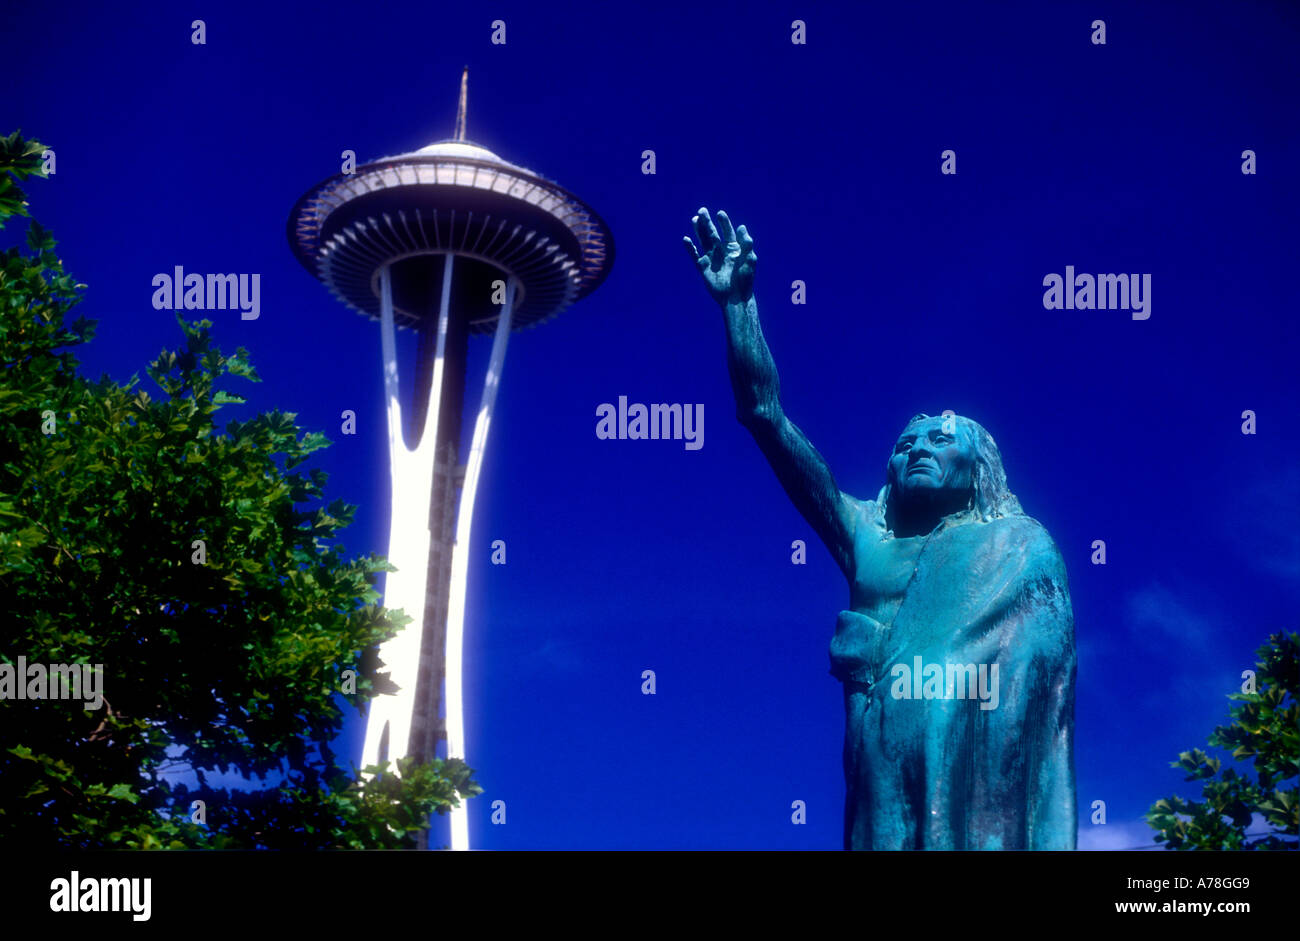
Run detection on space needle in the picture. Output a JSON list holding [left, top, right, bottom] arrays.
[[287, 70, 614, 849]]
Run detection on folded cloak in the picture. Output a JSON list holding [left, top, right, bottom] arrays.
[[829, 504, 1076, 850]]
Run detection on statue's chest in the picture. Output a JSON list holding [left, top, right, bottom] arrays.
[[851, 534, 927, 617]]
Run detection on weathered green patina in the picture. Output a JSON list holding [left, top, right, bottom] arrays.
[[686, 208, 1076, 850]]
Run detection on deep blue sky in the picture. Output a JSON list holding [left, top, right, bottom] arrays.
[[4, 1, 1297, 849]]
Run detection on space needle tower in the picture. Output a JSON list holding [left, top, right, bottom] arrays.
[[287, 70, 613, 849]]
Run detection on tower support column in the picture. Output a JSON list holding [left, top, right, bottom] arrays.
[[360, 256, 454, 775], [445, 275, 517, 851]]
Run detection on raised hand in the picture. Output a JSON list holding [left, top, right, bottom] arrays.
[[684, 207, 756, 306]]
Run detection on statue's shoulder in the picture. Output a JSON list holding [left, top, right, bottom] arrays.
[[982, 513, 1069, 580], [986, 512, 1052, 541], [984, 515, 1075, 646]]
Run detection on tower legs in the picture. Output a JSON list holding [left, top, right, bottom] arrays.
[[445, 275, 516, 850], [360, 257, 452, 775], [360, 259, 516, 853]]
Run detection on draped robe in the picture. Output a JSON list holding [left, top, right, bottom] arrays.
[[828, 494, 1076, 850]]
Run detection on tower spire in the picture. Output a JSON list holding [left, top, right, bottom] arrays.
[[454, 67, 468, 142]]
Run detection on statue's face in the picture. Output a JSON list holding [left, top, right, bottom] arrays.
[[889, 417, 976, 502]]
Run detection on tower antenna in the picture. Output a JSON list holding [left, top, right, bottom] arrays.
[[454, 67, 468, 141]]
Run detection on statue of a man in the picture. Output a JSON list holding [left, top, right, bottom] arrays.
[[685, 208, 1076, 850]]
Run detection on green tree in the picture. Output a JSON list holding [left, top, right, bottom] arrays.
[[1146, 632, 1298, 850], [0, 131, 480, 848]]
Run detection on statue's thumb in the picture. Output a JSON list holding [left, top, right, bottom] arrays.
[[684, 240, 709, 271]]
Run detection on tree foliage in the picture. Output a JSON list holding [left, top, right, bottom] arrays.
[[0, 131, 479, 848], [1146, 632, 1298, 850]]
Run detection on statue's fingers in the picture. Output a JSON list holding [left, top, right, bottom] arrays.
[[737, 224, 754, 255], [683, 236, 708, 270], [694, 208, 720, 251], [716, 210, 736, 245]]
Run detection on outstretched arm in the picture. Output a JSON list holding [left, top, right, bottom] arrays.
[[685, 208, 857, 577]]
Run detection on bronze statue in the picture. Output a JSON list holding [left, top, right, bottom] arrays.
[[686, 208, 1076, 849]]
